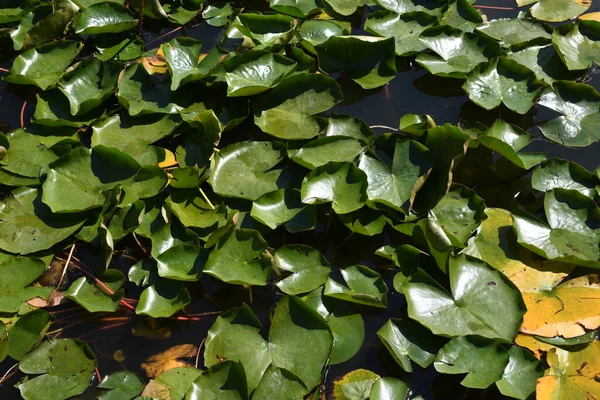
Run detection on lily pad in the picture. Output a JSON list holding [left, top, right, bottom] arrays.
[[74, 2, 137, 35], [187, 361, 248, 400], [400, 255, 526, 342], [523, 0, 591, 22], [532, 158, 598, 197], [552, 20, 600, 71], [250, 189, 317, 232], [273, 244, 331, 295], [324, 265, 388, 308], [536, 81, 600, 147], [463, 57, 543, 114], [291, 136, 365, 170], [204, 229, 271, 286], [301, 162, 368, 215], [253, 73, 343, 140], [135, 278, 191, 318], [98, 371, 145, 400], [477, 15, 551, 47], [65, 269, 126, 312]]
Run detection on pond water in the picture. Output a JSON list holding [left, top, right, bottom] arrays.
[[0, 1, 599, 399]]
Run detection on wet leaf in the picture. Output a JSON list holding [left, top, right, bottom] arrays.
[[74, 2, 137, 35], [65, 269, 125, 312], [141, 344, 197, 378], [18, 339, 96, 400], [135, 278, 191, 318], [524, 0, 591, 22], [291, 136, 365, 170], [520, 275, 600, 338], [250, 189, 317, 232], [187, 361, 248, 400], [333, 369, 380, 400], [370, 377, 409, 400], [269, 0, 320, 17], [274, 244, 331, 295], [98, 371, 145, 400], [477, 15, 552, 47], [532, 158, 599, 198], [7, 310, 51, 360], [401, 255, 527, 342], [324, 265, 388, 308]]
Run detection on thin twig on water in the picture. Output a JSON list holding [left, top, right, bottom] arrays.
[[57, 243, 76, 290]]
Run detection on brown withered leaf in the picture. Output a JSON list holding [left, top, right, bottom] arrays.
[[141, 344, 197, 378]]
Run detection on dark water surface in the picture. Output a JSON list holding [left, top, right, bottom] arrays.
[[1, 1, 599, 399]]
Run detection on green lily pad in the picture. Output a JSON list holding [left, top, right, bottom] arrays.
[[370, 377, 409, 400], [94, 33, 144, 61], [11, 7, 74, 51], [463, 57, 543, 114], [165, 189, 226, 230], [315, 35, 396, 89], [325, 114, 374, 145], [428, 184, 486, 247], [358, 138, 432, 213], [223, 51, 297, 97], [91, 114, 180, 165], [98, 371, 145, 400], [365, 10, 438, 56], [374, 0, 446, 15], [153, 366, 203, 400], [325, 0, 363, 16], [532, 158, 599, 197], [204, 304, 270, 393], [250, 189, 317, 232], [233, 13, 294, 45], [120, 166, 168, 205], [324, 265, 388, 308], [507, 45, 581, 85], [552, 21, 600, 71], [291, 136, 365, 170], [477, 120, 546, 170], [523, 0, 591, 22], [274, 244, 331, 295], [269, 0, 320, 17], [187, 361, 248, 400], [18, 339, 96, 400], [202, 3, 233, 26], [477, 16, 551, 47], [42, 145, 141, 213], [400, 254, 526, 342], [253, 365, 310, 400], [0, 187, 87, 254], [7, 310, 51, 360], [333, 369, 380, 400], [155, 244, 208, 281], [416, 26, 504, 78], [537, 81, 600, 147], [253, 73, 343, 140], [74, 2, 137, 35], [57, 58, 122, 115], [4, 40, 82, 89], [150, 219, 199, 258], [496, 346, 544, 399], [377, 318, 444, 372], [204, 229, 271, 286], [298, 19, 349, 53], [65, 269, 126, 312], [208, 141, 286, 201], [337, 207, 389, 236], [440, 0, 483, 32], [301, 161, 368, 215], [135, 278, 191, 318], [512, 189, 600, 268], [0, 256, 52, 312], [161, 37, 222, 90]]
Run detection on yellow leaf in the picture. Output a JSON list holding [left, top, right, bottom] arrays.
[[579, 12, 600, 21], [158, 148, 177, 168], [141, 379, 171, 399], [113, 350, 126, 362], [333, 369, 380, 400], [521, 275, 600, 338], [462, 208, 574, 293], [141, 47, 168, 75], [536, 339, 600, 400], [141, 344, 197, 378], [515, 334, 555, 360]]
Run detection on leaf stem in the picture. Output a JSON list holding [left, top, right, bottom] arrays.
[[20, 100, 27, 127], [473, 5, 514, 10], [95, 366, 102, 383], [0, 364, 18, 385], [199, 187, 216, 210], [0, 67, 8, 73], [195, 337, 206, 368], [369, 125, 399, 131], [57, 243, 76, 290]]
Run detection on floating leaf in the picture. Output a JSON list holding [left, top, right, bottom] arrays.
[[428, 184, 486, 247], [508, 45, 580, 85], [512, 189, 600, 268], [325, 0, 363, 16], [374, 0, 446, 15], [440, 0, 482, 32], [141, 344, 197, 378], [187, 361, 248, 400], [165, 189, 226, 230], [204, 229, 271, 286], [333, 369, 380, 400], [98, 371, 145, 400], [365, 10, 438, 56], [477, 15, 551, 47], [377, 318, 444, 372], [65, 269, 125, 312], [57, 58, 121, 115], [536, 339, 600, 399], [253, 73, 343, 140], [0, 187, 87, 254], [358, 139, 431, 213], [325, 114, 374, 145], [42, 146, 140, 213], [18, 339, 96, 400], [553, 20, 600, 71], [301, 162, 368, 215], [223, 51, 297, 97], [291, 136, 365, 170], [520, 275, 600, 338], [202, 3, 233, 26], [233, 13, 294, 45], [523, 0, 591, 22], [269, 0, 320, 17], [155, 244, 208, 281], [536, 81, 600, 147], [208, 141, 286, 201], [274, 244, 331, 295], [338, 207, 389, 236], [250, 189, 317, 232], [74, 2, 137, 35], [532, 158, 598, 198], [370, 377, 409, 400], [462, 208, 574, 293], [416, 26, 504, 78], [401, 255, 526, 342], [477, 120, 546, 170], [7, 310, 51, 360], [463, 57, 543, 114], [135, 278, 191, 318], [315, 36, 396, 89], [4, 40, 82, 89], [324, 265, 388, 308]]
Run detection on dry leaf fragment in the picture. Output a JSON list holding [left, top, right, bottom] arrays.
[[141, 344, 197, 378]]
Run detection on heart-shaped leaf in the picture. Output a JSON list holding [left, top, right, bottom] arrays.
[[274, 244, 331, 295], [65, 269, 126, 312], [74, 2, 137, 35], [532, 158, 598, 198], [250, 189, 317, 232], [325, 265, 388, 308]]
